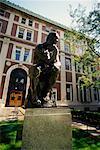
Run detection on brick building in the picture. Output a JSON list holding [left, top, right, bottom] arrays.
[[0, 0, 100, 110]]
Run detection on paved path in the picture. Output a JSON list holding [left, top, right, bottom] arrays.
[[0, 107, 25, 121], [0, 107, 100, 137], [72, 121, 100, 137]]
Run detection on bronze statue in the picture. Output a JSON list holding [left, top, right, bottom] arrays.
[[26, 32, 61, 108]]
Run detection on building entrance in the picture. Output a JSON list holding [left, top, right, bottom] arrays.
[[6, 68, 27, 107]]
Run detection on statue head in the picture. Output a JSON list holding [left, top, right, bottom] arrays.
[[46, 32, 59, 45]]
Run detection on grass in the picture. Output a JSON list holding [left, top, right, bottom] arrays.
[[73, 128, 100, 150], [0, 120, 23, 150], [0, 120, 100, 150]]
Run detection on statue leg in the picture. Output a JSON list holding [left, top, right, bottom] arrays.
[[26, 66, 41, 107], [39, 66, 59, 105]]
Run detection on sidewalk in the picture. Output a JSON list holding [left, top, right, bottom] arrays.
[[0, 107, 100, 137], [0, 107, 25, 121], [72, 121, 100, 137]]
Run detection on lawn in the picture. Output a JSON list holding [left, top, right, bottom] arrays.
[[0, 120, 23, 150], [73, 128, 100, 150], [0, 120, 100, 150]]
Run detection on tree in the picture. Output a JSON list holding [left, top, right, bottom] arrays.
[[65, 2, 100, 88]]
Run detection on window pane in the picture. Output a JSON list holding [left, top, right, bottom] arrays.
[[29, 20, 33, 26], [15, 47, 21, 60], [94, 88, 99, 101], [65, 58, 71, 70], [18, 28, 24, 39], [0, 9, 5, 16], [66, 84, 73, 100], [23, 49, 30, 62], [26, 31, 32, 40], [64, 43, 70, 53], [15, 50, 20, 60], [21, 18, 26, 24]]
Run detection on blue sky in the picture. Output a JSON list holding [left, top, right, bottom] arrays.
[[9, 0, 95, 27]]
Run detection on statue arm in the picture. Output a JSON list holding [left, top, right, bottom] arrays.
[[49, 45, 58, 64], [35, 46, 49, 64]]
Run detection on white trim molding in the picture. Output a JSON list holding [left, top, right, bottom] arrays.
[[2, 64, 30, 107]]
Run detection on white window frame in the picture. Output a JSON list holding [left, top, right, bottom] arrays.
[[12, 46, 22, 61], [12, 45, 32, 63], [18, 28, 25, 39], [28, 19, 33, 27], [26, 30, 32, 41], [66, 84, 73, 101], [0, 9, 5, 16], [65, 58, 71, 70], [23, 48, 30, 62], [21, 17, 26, 24], [64, 43, 70, 53]]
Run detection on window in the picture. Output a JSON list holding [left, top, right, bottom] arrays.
[[66, 72, 72, 82], [76, 47, 84, 56], [23, 49, 30, 62], [64, 43, 70, 53], [26, 31, 32, 41], [15, 47, 21, 60], [28, 20, 33, 26], [34, 22, 39, 29], [18, 28, 24, 39], [76, 85, 79, 101], [21, 18, 26, 24], [0, 9, 5, 16], [0, 21, 2, 32], [45, 26, 51, 32], [51, 88, 57, 101], [65, 58, 71, 70], [75, 62, 81, 72], [66, 84, 73, 100], [94, 88, 99, 101]]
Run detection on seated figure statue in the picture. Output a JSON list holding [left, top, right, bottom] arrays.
[[26, 32, 61, 108]]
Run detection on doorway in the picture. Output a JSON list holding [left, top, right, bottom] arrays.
[[6, 68, 27, 107]]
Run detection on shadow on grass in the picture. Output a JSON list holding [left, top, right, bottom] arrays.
[[73, 128, 100, 150], [0, 120, 23, 150]]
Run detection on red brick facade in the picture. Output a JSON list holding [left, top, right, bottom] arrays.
[[6, 43, 13, 59], [0, 19, 8, 34], [33, 30, 38, 43], [0, 76, 5, 99], [11, 23, 17, 36]]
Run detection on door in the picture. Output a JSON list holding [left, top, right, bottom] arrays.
[[9, 91, 23, 106], [6, 68, 27, 107]]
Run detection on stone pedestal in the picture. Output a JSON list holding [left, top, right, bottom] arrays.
[[21, 108, 72, 150]]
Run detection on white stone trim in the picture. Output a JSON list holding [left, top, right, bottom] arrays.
[[37, 23, 42, 44], [29, 48, 32, 63], [0, 38, 10, 87], [26, 18, 29, 26], [6, 13, 15, 35], [24, 28, 27, 40], [2, 64, 30, 107], [60, 52, 66, 101], [60, 31, 64, 51]]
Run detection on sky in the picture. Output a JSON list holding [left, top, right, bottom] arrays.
[[9, 0, 97, 28]]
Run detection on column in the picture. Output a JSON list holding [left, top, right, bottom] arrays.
[[37, 23, 42, 44], [71, 56, 77, 103], [6, 13, 15, 35], [60, 31, 67, 104], [0, 38, 10, 87]]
